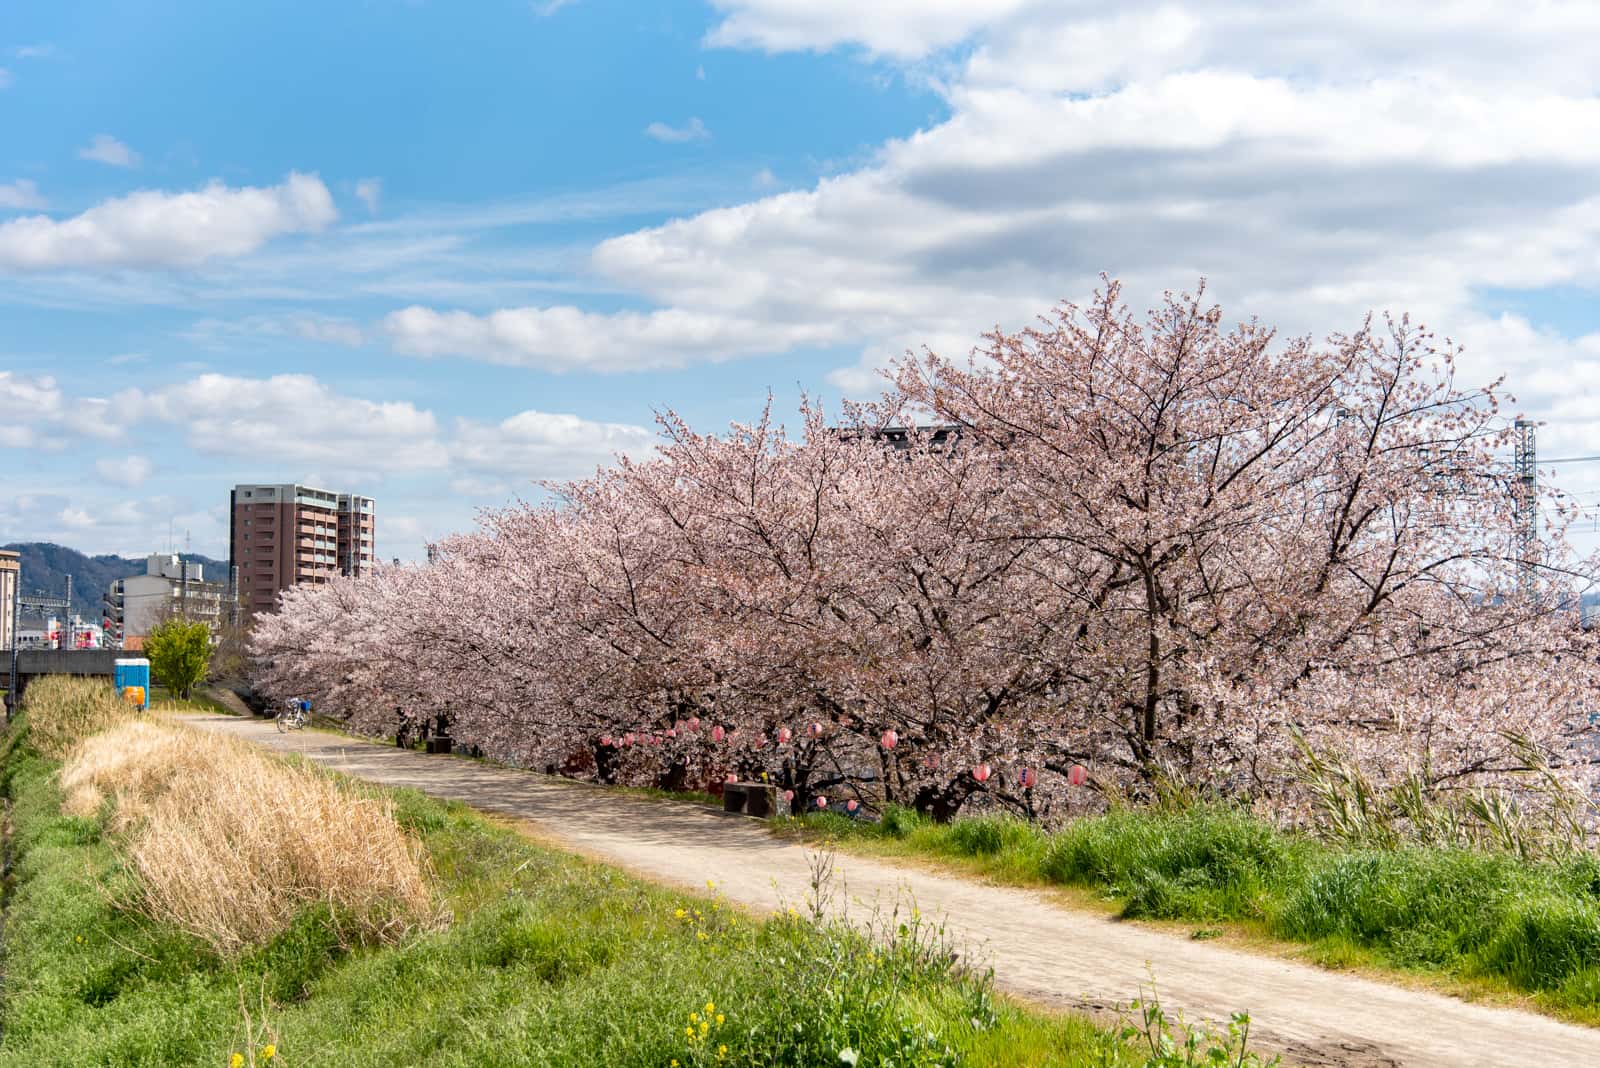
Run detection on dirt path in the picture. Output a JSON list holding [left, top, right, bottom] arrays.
[[181, 713, 1595, 1068]]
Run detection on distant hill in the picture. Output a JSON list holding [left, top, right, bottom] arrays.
[[3, 542, 229, 621]]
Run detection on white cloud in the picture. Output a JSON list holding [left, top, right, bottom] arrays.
[[355, 177, 382, 214], [644, 117, 711, 143], [95, 454, 153, 486], [77, 134, 140, 168], [752, 167, 779, 189], [532, 0, 575, 14], [0, 371, 119, 447], [14, 44, 55, 60], [0, 172, 336, 270], [705, 0, 1027, 57], [184, 313, 366, 348], [119, 373, 446, 474], [0, 491, 222, 559], [451, 409, 655, 480], [384, 302, 842, 372], [0, 179, 46, 211], [0, 68, 12, 89], [376, 1, 1581, 401]]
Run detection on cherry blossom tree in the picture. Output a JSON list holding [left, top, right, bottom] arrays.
[[252, 280, 1600, 822]]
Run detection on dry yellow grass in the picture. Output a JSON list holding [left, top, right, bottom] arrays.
[[60, 718, 442, 954], [20, 675, 140, 758]]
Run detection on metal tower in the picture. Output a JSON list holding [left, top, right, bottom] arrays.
[[1514, 418, 1538, 589]]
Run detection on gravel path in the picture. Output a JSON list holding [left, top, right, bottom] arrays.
[[182, 713, 1597, 1068]]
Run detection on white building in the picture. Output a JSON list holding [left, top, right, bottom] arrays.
[[104, 554, 233, 647]]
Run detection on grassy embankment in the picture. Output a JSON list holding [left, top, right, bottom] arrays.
[[0, 679, 1276, 1067], [787, 803, 1600, 1024]]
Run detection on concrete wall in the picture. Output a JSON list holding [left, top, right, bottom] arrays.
[[17, 648, 121, 676]]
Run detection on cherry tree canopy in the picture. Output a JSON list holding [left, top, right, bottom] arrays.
[[252, 284, 1600, 820]]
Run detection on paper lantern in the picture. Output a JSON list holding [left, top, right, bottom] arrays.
[[725, 773, 737, 784], [711, 725, 725, 742], [1019, 766, 1037, 790], [880, 730, 898, 749], [846, 799, 859, 813], [777, 727, 792, 744], [622, 732, 635, 747], [783, 789, 795, 804], [973, 764, 992, 783], [808, 721, 825, 738], [686, 716, 701, 732], [599, 734, 613, 748], [1068, 764, 1088, 786], [815, 795, 828, 809], [666, 727, 676, 738]]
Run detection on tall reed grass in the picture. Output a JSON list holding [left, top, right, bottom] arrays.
[[59, 715, 441, 954], [15, 674, 139, 758]]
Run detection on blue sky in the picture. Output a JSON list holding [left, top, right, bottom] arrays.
[[4, 1, 1600, 562]]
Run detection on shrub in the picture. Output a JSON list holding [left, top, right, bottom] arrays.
[[144, 617, 212, 700]]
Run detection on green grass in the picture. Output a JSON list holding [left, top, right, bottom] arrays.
[[786, 804, 1600, 1023], [0, 722, 1276, 1067]]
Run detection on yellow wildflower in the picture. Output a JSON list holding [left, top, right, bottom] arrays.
[[705, 1001, 715, 1013], [697, 930, 709, 941], [685, 1026, 695, 1038], [230, 1055, 244, 1068], [716, 1014, 725, 1025], [691, 1012, 700, 1023], [675, 908, 687, 919], [263, 1046, 276, 1061], [719, 1045, 728, 1056]]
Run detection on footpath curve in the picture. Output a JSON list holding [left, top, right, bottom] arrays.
[[181, 713, 1596, 1068]]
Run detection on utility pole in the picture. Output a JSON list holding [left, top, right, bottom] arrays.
[[1514, 418, 1538, 593], [64, 574, 73, 649]]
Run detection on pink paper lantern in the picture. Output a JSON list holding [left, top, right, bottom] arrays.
[[1019, 766, 1037, 790], [725, 773, 737, 784], [599, 734, 613, 748], [782, 789, 795, 804], [973, 763, 992, 783], [808, 721, 824, 738], [666, 728, 676, 738], [846, 799, 859, 813], [1068, 763, 1088, 787], [622, 732, 635, 747], [777, 727, 793, 744], [880, 729, 898, 750], [815, 795, 828, 809], [711, 725, 725, 742], [686, 716, 701, 732]]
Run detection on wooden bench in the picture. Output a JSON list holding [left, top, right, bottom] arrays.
[[722, 781, 777, 818]]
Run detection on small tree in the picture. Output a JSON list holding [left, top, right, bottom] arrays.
[[146, 618, 212, 700]]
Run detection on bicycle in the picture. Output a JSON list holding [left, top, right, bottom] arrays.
[[275, 701, 309, 732]]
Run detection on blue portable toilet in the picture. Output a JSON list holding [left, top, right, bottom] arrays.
[[113, 658, 151, 709]]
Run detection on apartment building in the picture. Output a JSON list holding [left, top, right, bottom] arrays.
[[104, 553, 232, 646], [229, 484, 376, 614], [0, 549, 18, 655]]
